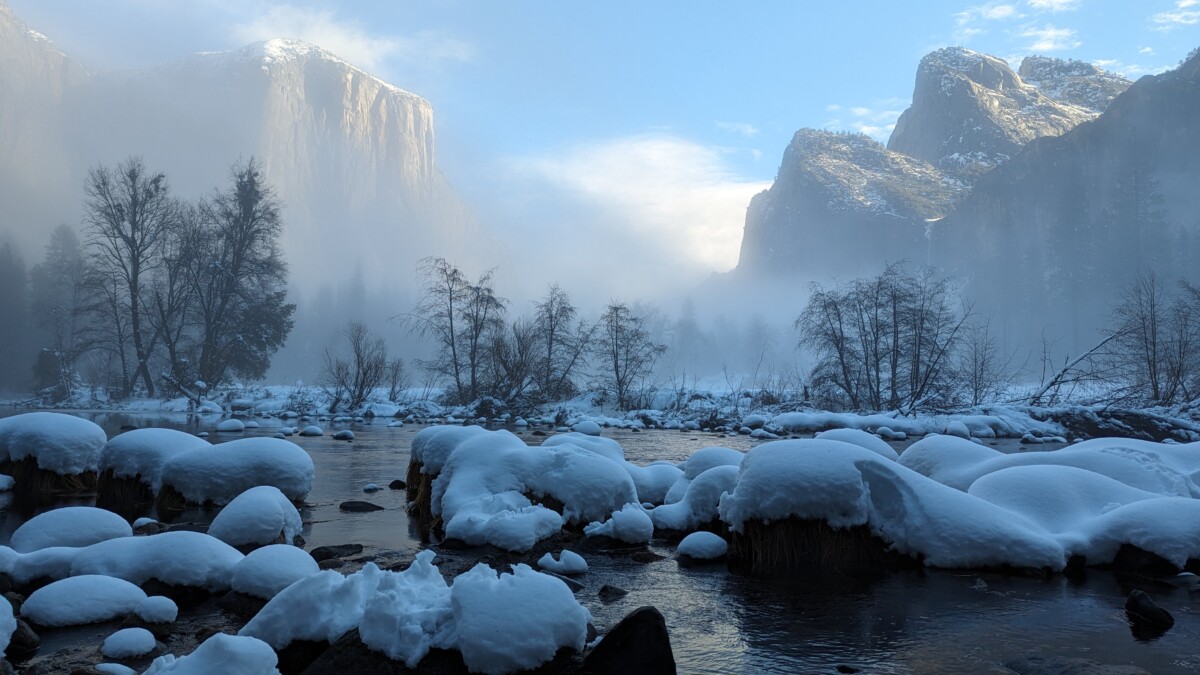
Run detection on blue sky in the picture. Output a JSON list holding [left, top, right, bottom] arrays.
[[9, 0, 1200, 289]]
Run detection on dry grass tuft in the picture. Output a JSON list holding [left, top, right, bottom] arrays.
[[728, 517, 919, 576]]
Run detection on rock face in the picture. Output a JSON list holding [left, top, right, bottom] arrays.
[[1018, 55, 1132, 112], [0, 4, 481, 288], [888, 47, 1117, 178], [735, 130, 961, 277]]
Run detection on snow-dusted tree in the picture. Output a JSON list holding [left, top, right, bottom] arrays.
[[531, 284, 591, 402], [955, 318, 1018, 406], [406, 257, 471, 403], [460, 269, 506, 402], [83, 157, 175, 397], [592, 302, 667, 410], [322, 321, 388, 413], [184, 160, 294, 388]]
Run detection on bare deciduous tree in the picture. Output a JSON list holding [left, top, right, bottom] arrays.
[[322, 321, 388, 413], [592, 302, 667, 410]]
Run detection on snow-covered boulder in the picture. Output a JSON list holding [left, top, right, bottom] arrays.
[[22, 574, 147, 627], [652, 465, 739, 532], [677, 531, 728, 560], [158, 437, 314, 507], [97, 429, 211, 508], [357, 552, 455, 666], [815, 428, 899, 461], [71, 531, 244, 592], [230, 545, 320, 599], [241, 563, 387, 649], [537, 550, 588, 575], [6, 545, 83, 585], [584, 503, 654, 544], [0, 591, 15, 656], [208, 486, 303, 549], [541, 433, 625, 463], [8, 506, 132, 553], [143, 633, 279, 674], [137, 595, 179, 623], [103, 627, 157, 658], [298, 425, 323, 437], [0, 412, 106, 475], [571, 420, 602, 436], [410, 425, 492, 475], [216, 419, 246, 433]]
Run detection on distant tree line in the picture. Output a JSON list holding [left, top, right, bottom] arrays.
[[15, 156, 294, 403]]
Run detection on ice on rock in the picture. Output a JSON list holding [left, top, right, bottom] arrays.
[[815, 428, 899, 461], [537, 550, 588, 574], [231, 544, 320, 599], [159, 437, 314, 504], [584, 503, 654, 544], [22, 575, 147, 627], [71, 531, 244, 591], [718, 439, 1065, 569], [208, 486, 302, 548], [451, 563, 590, 675], [143, 633, 280, 674], [358, 550, 456, 666], [8, 506, 132, 552], [677, 531, 728, 559], [102, 627, 157, 658], [0, 411, 106, 474], [652, 465, 739, 531]]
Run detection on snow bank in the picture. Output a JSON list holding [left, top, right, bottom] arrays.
[[208, 486, 303, 548], [584, 503, 654, 544], [432, 429, 637, 551], [22, 574, 146, 626], [537, 550, 588, 574], [677, 531, 728, 559], [230, 545, 320, 599], [0, 412, 106, 474], [100, 428, 211, 491], [770, 408, 1062, 439], [8, 506, 132, 552], [652, 465, 740, 531], [159, 437, 314, 504], [71, 531, 244, 591], [452, 563, 589, 675], [143, 633, 279, 675]]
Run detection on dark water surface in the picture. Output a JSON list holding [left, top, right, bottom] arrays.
[[0, 409, 1195, 673]]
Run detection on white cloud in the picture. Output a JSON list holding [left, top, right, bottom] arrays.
[[825, 103, 905, 143], [1019, 23, 1081, 51], [715, 121, 760, 137], [513, 136, 770, 276], [954, 3, 1023, 41], [1139, 46, 1156, 54], [1152, 0, 1200, 29], [1027, 0, 1081, 11], [1091, 58, 1171, 78], [232, 4, 472, 72]]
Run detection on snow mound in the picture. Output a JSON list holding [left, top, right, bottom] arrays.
[[681, 446, 744, 480], [432, 429, 637, 551], [0, 412, 106, 474], [103, 627, 157, 658], [537, 550, 588, 574], [543, 431, 677, 503], [22, 575, 147, 627], [815, 428, 899, 461], [96, 665, 135, 675], [241, 564, 386, 648], [208, 486, 303, 548], [137, 595, 179, 623], [143, 633, 279, 674], [7, 545, 83, 584], [652, 465, 740, 531], [71, 531, 244, 591], [0, 474, 12, 491], [411, 425, 491, 473], [8, 506, 132, 553], [452, 563, 589, 675], [231, 545, 320, 599], [216, 419, 245, 433], [541, 433, 624, 462], [571, 421, 602, 436], [718, 439, 1065, 569], [159, 437, 314, 504], [0, 592, 14, 656], [100, 428, 211, 491], [358, 550, 456, 667], [584, 503, 654, 544], [678, 531, 728, 559]]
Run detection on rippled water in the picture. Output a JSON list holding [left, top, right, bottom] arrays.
[[1, 409, 1195, 673]]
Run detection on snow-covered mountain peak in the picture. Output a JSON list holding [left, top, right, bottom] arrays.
[[1017, 55, 1131, 113]]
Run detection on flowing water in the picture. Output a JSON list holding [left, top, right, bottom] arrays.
[[1, 409, 1197, 673]]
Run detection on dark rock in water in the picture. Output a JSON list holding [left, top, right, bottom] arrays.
[[0, 659, 14, 675], [1063, 555, 1087, 581], [583, 606, 675, 675], [8, 618, 40, 658], [139, 580, 212, 609], [540, 570, 584, 593], [339, 501, 384, 513], [0, 575, 10, 595], [835, 667, 860, 674], [120, 424, 138, 431], [319, 559, 346, 570], [218, 590, 269, 620], [531, 430, 547, 436], [277, 638, 331, 675], [1006, 655, 1150, 674], [1125, 590, 1174, 639], [309, 544, 364, 562], [631, 550, 665, 564], [299, 629, 467, 674], [388, 479, 406, 490], [597, 585, 628, 604], [3, 592, 22, 614], [1109, 544, 1179, 575]]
